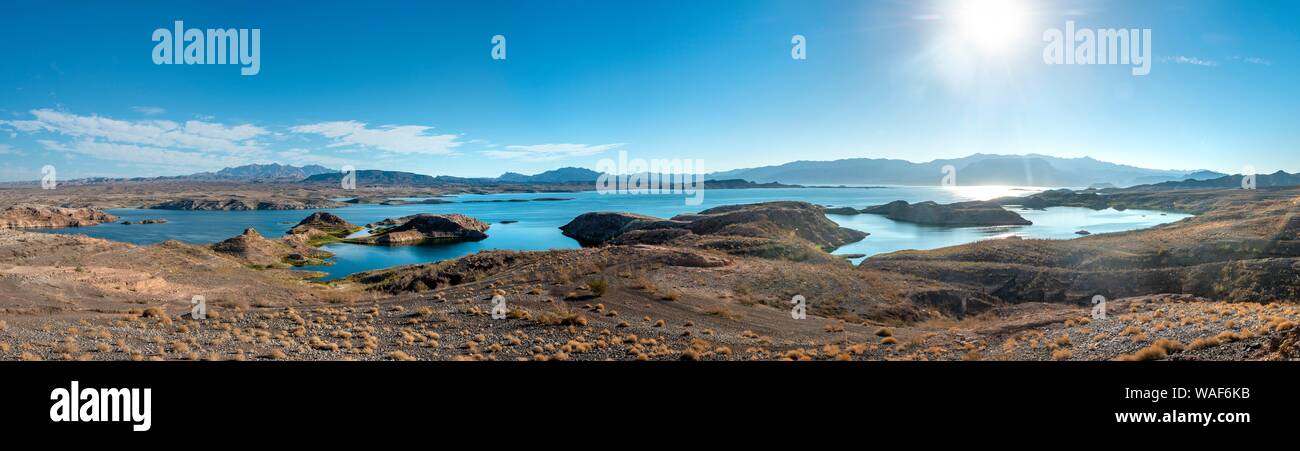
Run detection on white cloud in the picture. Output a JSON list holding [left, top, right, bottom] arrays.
[[289, 120, 460, 155], [131, 106, 166, 115], [38, 139, 250, 171], [1, 109, 267, 155], [1231, 56, 1272, 66], [276, 148, 362, 168], [1163, 56, 1218, 67], [484, 143, 624, 162], [0, 144, 23, 156]]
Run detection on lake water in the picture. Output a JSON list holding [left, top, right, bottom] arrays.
[[34, 186, 1192, 279]]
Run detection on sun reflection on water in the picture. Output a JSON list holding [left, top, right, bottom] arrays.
[[940, 185, 1048, 201]]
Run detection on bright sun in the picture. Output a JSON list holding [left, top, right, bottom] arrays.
[[954, 0, 1029, 53]]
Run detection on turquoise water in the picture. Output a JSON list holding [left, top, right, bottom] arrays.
[[33, 187, 1191, 279]]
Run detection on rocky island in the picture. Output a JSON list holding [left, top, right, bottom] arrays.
[[346, 213, 489, 245], [562, 201, 868, 259], [861, 200, 1032, 226], [287, 211, 363, 244]]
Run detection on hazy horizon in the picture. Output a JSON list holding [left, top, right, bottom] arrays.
[[3, 0, 1298, 181]]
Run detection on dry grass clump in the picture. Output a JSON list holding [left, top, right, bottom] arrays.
[[875, 327, 894, 337], [536, 310, 588, 326], [586, 279, 608, 297], [1117, 339, 1185, 361], [1116, 345, 1167, 361], [1054, 335, 1071, 347], [1051, 348, 1072, 360], [1151, 338, 1185, 354], [388, 350, 416, 361], [704, 307, 738, 320]]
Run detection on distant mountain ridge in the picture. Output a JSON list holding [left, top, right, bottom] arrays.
[[191, 163, 334, 180], [707, 154, 1224, 188], [497, 167, 602, 183], [1122, 170, 1300, 191], [215, 163, 333, 179]]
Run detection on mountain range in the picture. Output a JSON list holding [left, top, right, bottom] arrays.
[[168, 163, 337, 181], [706, 154, 1225, 188], [1122, 170, 1300, 191], [9, 155, 1239, 188]]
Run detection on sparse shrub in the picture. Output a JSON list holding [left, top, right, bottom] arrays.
[[1152, 338, 1185, 354], [1188, 336, 1221, 350], [587, 279, 608, 297], [1118, 345, 1167, 361], [704, 307, 738, 320], [1054, 335, 1071, 347]]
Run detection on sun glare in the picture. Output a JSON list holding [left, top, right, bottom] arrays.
[[954, 0, 1029, 53]]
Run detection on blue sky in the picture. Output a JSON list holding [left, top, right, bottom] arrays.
[[1, 0, 1297, 181]]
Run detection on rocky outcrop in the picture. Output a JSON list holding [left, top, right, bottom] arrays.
[[347, 214, 489, 246], [862, 200, 1031, 226], [121, 219, 168, 225], [288, 212, 360, 238], [150, 197, 346, 211], [0, 204, 119, 228], [676, 202, 868, 250], [821, 206, 862, 215], [363, 213, 444, 230], [992, 189, 1111, 210], [558, 212, 672, 246], [211, 228, 333, 267], [559, 202, 868, 259]]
